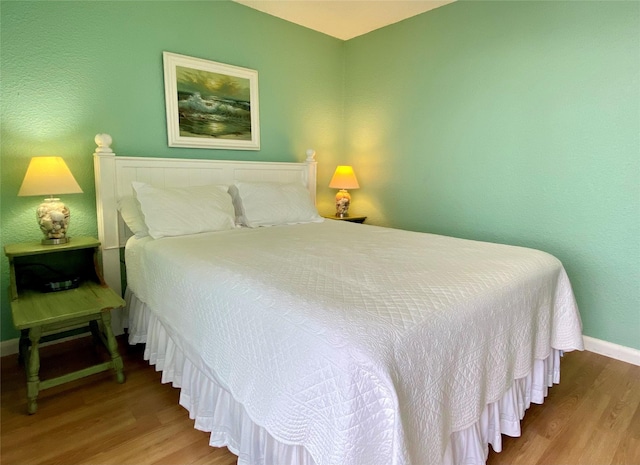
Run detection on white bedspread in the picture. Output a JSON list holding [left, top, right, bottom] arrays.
[[126, 221, 583, 465]]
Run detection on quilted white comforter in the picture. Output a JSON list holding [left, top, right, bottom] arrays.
[[127, 221, 583, 465]]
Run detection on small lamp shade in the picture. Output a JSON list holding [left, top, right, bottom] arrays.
[[329, 165, 359, 218], [329, 165, 359, 190], [18, 157, 83, 245], [18, 157, 83, 197]]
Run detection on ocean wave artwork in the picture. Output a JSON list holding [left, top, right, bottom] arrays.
[[176, 66, 252, 140]]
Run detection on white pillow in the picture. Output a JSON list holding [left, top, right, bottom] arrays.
[[234, 181, 323, 228], [132, 182, 236, 239], [118, 197, 149, 238]]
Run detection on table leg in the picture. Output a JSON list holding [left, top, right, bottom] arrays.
[[100, 311, 125, 384], [26, 326, 42, 414], [18, 329, 30, 366], [89, 320, 101, 347]]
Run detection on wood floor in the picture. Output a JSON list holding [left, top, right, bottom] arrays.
[[1, 336, 639, 465]]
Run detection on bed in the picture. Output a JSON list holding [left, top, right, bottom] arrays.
[[93, 134, 584, 465]]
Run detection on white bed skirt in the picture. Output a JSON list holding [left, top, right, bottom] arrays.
[[125, 289, 561, 465]]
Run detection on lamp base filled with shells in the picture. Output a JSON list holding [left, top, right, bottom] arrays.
[[335, 189, 351, 218], [37, 197, 71, 245]]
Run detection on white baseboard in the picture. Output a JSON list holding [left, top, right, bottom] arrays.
[[1, 338, 19, 358], [3, 333, 638, 366], [0, 327, 126, 358], [1, 333, 89, 358], [582, 336, 640, 366]]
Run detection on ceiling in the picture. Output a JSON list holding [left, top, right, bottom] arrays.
[[233, 0, 455, 41]]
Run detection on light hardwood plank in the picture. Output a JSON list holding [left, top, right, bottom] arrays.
[[2, 337, 639, 465]]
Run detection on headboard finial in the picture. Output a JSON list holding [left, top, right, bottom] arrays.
[[305, 149, 316, 162], [95, 134, 113, 153]]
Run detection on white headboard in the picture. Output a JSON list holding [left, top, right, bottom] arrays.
[[93, 133, 318, 297]]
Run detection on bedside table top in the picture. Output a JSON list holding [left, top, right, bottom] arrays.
[[4, 237, 100, 258], [323, 215, 367, 223]]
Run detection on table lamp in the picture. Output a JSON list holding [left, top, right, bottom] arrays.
[[329, 165, 359, 218], [18, 156, 83, 245]]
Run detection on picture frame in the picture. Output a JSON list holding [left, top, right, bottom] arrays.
[[163, 51, 260, 150]]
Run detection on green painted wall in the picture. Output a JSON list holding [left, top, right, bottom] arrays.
[[0, 0, 344, 341], [2, 0, 638, 351], [343, 1, 640, 349]]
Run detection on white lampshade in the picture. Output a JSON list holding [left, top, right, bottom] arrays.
[[329, 165, 359, 190], [329, 165, 359, 218], [18, 157, 83, 197], [18, 157, 83, 245]]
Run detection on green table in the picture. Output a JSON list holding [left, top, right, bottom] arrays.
[[5, 237, 126, 414]]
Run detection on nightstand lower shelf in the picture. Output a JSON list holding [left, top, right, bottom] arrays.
[[20, 309, 124, 414], [14, 283, 126, 414]]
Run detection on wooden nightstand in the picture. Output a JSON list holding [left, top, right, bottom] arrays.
[[4, 237, 126, 414], [323, 215, 367, 224]]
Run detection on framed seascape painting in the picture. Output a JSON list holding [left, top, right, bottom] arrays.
[[163, 51, 260, 150]]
